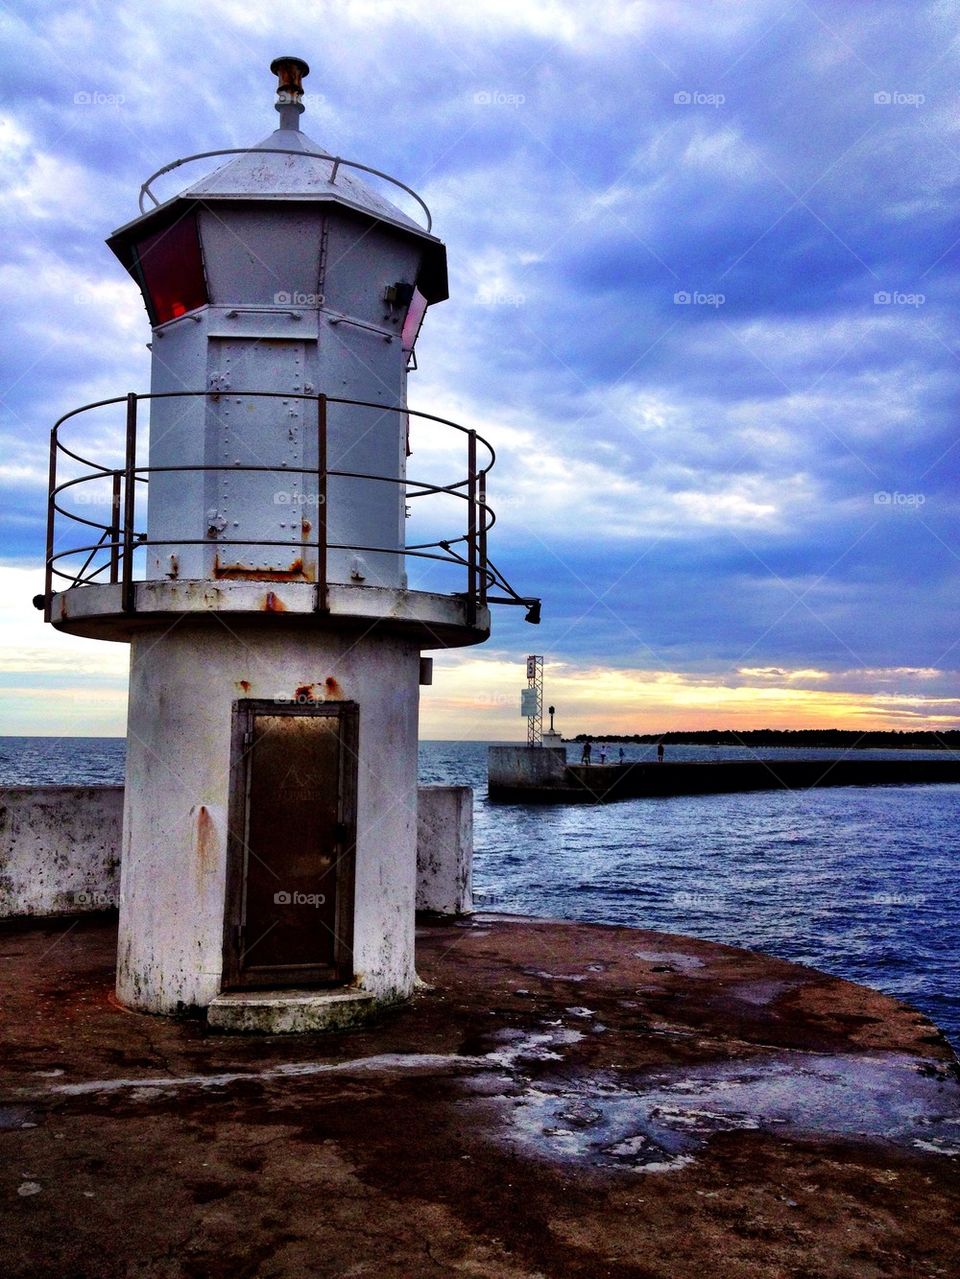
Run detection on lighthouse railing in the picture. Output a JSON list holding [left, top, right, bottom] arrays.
[[42, 391, 532, 624], [138, 148, 433, 231]]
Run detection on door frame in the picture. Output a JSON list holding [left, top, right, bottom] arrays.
[[221, 698, 359, 991]]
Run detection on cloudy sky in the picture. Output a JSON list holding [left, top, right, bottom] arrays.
[[1, 0, 958, 738]]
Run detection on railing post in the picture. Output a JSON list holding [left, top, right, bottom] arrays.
[[467, 430, 478, 627], [316, 393, 328, 612], [121, 393, 137, 614], [44, 428, 58, 622], [478, 467, 488, 609], [109, 471, 122, 584]]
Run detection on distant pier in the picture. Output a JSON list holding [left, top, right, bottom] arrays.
[[488, 745, 960, 803]]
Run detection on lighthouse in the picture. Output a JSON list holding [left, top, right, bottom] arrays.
[[42, 58, 536, 1029]]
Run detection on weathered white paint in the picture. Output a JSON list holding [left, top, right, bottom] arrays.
[[488, 745, 568, 790], [49, 579, 488, 646], [0, 787, 122, 919], [118, 620, 422, 1013], [416, 785, 473, 916]]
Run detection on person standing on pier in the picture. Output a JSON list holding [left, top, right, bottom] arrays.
[[581, 741, 592, 765], [657, 740, 665, 763]]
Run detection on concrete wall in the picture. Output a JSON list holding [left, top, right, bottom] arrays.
[[1, 777, 474, 939], [488, 745, 567, 791], [0, 787, 123, 919], [416, 786, 472, 916], [0, 783, 473, 923]]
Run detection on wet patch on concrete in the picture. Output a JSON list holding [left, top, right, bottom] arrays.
[[10, 1025, 586, 1104], [25, 1050, 477, 1099], [490, 1047, 960, 1173], [727, 978, 798, 1006], [481, 1025, 583, 1069], [632, 949, 707, 973], [23, 1012, 959, 1175], [524, 968, 587, 982], [0, 1105, 35, 1131]]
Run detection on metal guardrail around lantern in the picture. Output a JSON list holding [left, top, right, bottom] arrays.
[[43, 391, 537, 627], [138, 149, 433, 231]]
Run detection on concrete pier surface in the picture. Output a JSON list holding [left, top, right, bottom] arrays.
[[489, 752, 960, 803], [2, 913, 959, 1278]]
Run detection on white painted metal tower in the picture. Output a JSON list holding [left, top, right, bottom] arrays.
[[42, 58, 537, 1028]]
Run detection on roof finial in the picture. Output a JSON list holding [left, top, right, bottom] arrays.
[[270, 56, 310, 130]]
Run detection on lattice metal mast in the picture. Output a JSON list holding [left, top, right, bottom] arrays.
[[526, 655, 543, 746]]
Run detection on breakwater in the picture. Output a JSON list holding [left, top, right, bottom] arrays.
[[488, 749, 960, 803]]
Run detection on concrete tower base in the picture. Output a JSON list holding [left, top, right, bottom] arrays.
[[117, 618, 421, 1014]]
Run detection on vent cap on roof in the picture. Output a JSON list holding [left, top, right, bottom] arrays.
[[270, 56, 310, 130]]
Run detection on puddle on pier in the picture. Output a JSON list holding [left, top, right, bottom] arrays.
[[14, 1012, 960, 1179], [491, 1042, 960, 1173], [631, 949, 706, 973]]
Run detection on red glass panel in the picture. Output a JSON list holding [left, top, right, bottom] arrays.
[[401, 286, 429, 354], [133, 214, 207, 325]]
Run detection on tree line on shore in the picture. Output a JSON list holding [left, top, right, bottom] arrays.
[[567, 729, 960, 750]]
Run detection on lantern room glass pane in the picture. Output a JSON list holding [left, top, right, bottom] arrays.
[[133, 214, 207, 325], [401, 286, 428, 353]]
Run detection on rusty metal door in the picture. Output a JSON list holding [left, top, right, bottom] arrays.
[[223, 700, 357, 989]]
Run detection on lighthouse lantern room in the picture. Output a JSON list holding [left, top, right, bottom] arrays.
[[41, 58, 537, 1027]]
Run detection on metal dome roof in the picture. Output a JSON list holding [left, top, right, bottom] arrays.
[[179, 125, 428, 236]]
